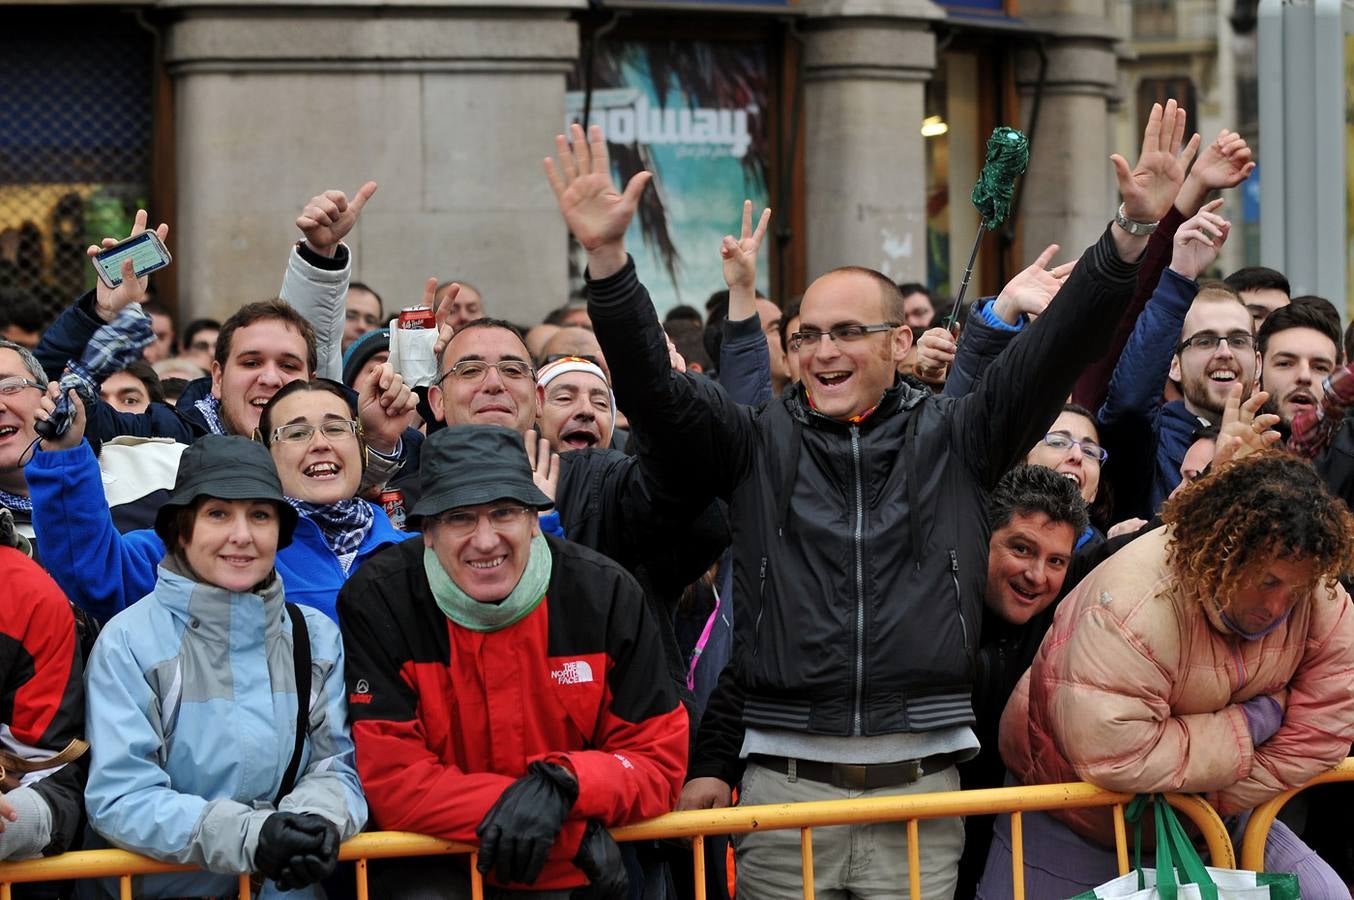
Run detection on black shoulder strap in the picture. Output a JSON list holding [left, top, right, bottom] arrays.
[[276, 603, 311, 807]]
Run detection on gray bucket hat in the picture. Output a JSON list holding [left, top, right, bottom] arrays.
[[411, 425, 553, 521], [154, 434, 298, 548]]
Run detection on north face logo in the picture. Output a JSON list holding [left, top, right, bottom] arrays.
[[551, 660, 594, 685]]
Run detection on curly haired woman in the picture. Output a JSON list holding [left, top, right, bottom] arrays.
[[977, 449, 1354, 899]]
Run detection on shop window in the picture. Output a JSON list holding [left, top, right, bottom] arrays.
[[0, 11, 154, 314]]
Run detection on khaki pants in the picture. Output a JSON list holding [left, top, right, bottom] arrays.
[[733, 761, 964, 900]]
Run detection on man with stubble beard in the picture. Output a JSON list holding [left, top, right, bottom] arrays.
[[1254, 297, 1342, 431], [1097, 199, 1259, 516]]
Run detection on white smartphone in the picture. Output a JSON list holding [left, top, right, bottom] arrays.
[[94, 231, 172, 288]]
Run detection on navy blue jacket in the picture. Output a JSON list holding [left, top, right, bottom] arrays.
[[1097, 267, 1202, 517]]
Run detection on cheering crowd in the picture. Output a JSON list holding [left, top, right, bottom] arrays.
[[0, 97, 1352, 900]]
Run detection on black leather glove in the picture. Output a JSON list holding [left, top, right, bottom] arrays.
[[254, 812, 337, 887], [476, 761, 579, 885], [274, 818, 340, 891], [570, 820, 628, 900]]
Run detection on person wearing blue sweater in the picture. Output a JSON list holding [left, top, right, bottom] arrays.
[[27, 380, 414, 624]]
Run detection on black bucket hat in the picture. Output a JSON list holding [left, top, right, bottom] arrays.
[[153, 434, 298, 548], [410, 425, 553, 522]]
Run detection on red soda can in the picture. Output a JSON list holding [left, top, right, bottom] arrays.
[[398, 306, 434, 330], [380, 489, 407, 530]]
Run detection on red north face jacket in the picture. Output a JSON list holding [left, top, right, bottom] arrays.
[[338, 534, 688, 890]]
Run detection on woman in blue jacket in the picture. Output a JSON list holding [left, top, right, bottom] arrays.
[[80, 435, 367, 898], [26, 380, 415, 623]]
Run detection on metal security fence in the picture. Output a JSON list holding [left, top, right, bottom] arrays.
[[0, 8, 156, 317]]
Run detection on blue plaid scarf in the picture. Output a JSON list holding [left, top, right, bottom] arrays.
[[61, 304, 154, 405], [193, 396, 229, 436], [0, 489, 31, 514], [285, 497, 374, 559]]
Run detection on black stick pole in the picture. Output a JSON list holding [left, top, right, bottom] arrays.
[[945, 218, 986, 334]]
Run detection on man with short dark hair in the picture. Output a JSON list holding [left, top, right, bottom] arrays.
[[179, 318, 220, 370], [139, 300, 175, 363], [344, 281, 383, 350], [1224, 265, 1291, 328], [897, 282, 936, 330], [958, 464, 1088, 897], [0, 290, 47, 350], [1255, 296, 1343, 430]]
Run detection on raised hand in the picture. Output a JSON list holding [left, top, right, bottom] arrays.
[[1176, 129, 1255, 215], [357, 362, 416, 454], [913, 327, 957, 382], [524, 428, 560, 499], [1111, 100, 1200, 224], [1214, 384, 1280, 469], [296, 181, 378, 258], [992, 244, 1071, 323], [721, 201, 772, 296], [36, 386, 86, 453], [421, 277, 458, 361], [1170, 198, 1230, 281], [88, 209, 170, 323], [544, 124, 651, 278]]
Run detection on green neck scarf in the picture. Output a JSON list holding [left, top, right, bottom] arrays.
[[424, 534, 551, 632]]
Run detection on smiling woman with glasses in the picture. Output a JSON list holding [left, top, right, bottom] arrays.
[[26, 378, 418, 629], [1024, 404, 1109, 553]]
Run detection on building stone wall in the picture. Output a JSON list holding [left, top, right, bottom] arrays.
[[163, 1, 582, 325], [799, 0, 942, 285]]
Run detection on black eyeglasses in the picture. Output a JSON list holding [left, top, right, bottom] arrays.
[[1177, 331, 1255, 355], [788, 323, 900, 353]]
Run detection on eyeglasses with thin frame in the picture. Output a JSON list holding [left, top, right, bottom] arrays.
[[0, 377, 45, 397], [788, 323, 901, 353], [431, 504, 533, 536], [1177, 331, 1255, 355], [1041, 431, 1109, 463], [432, 359, 535, 388], [271, 419, 360, 444]]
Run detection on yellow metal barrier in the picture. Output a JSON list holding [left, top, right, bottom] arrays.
[[0, 782, 1234, 900], [1239, 756, 1354, 872]]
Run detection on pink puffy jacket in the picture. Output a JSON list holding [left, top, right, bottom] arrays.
[[1000, 526, 1354, 845]]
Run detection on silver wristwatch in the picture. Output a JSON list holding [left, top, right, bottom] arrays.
[[1115, 203, 1159, 236]]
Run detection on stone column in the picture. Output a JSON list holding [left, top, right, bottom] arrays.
[[161, 0, 582, 325], [1014, 1, 1121, 259], [799, 0, 943, 284]]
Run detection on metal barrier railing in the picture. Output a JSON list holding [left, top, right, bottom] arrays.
[[0, 781, 1235, 900], [1239, 756, 1354, 871]]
